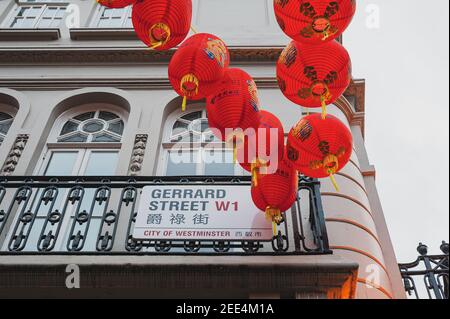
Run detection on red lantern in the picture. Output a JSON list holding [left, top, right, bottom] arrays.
[[276, 40, 351, 118], [274, 0, 356, 45], [132, 0, 192, 50], [251, 156, 298, 234], [238, 110, 285, 186], [206, 68, 260, 144], [168, 33, 230, 111], [97, 0, 135, 9], [286, 113, 352, 191]]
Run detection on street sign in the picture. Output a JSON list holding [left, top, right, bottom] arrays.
[[133, 185, 273, 241]]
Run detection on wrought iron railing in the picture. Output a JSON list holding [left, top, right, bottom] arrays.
[[0, 175, 330, 255], [399, 242, 449, 299]]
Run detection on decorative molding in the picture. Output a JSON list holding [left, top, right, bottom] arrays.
[[344, 79, 366, 113], [1, 134, 29, 176], [128, 134, 148, 176], [0, 47, 283, 65], [70, 28, 138, 41], [0, 29, 61, 41]]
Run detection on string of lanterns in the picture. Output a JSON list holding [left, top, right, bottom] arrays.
[[97, 0, 357, 236]]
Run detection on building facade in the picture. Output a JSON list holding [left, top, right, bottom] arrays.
[[0, 0, 405, 299]]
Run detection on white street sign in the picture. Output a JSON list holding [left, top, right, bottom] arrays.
[[133, 185, 273, 241]]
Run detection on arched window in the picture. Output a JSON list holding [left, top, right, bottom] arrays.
[[0, 111, 14, 146], [58, 110, 124, 143], [36, 106, 126, 177], [161, 108, 245, 176], [21, 104, 128, 252]]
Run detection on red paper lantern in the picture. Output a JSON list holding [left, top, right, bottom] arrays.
[[97, 0, 135, 9], [251, 156, 298, 232], [238, 110, 285, 186], [168, 33, 230, 111], [132, 0, 192, 50], [274, 0, 356, 45], [286, 113, 352, 190], [206, 68, 260, 144], [276, 40, 351, 118]]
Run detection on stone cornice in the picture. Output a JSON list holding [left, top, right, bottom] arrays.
[[0, 47, 283, 64], [0, 76, 366, 135]]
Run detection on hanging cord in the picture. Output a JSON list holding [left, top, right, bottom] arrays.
[[328, 172, 339, 192], [320, 95, 327, 119], [190, 25, 198, 34], [180, 74, 199, 112], [323, 154, 340, 192]]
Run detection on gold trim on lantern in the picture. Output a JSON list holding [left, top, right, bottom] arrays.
[[312, 17, 331, 33], [250, 158, 268, 187], [149, 23, 171, 49], [265, 206, 283, 224], [310, 81, 331, 119], [180, 74, 199, 112]]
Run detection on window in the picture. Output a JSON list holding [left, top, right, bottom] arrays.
[[162, 109, 244, 176], [13, 106, 127, 252], [0, 111, 14, 146], [8, 2, 67, 29], [94, 6, 132, 28], [58, 110, 124, 143]]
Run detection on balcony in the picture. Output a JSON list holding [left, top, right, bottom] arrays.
[[0, 175, 331, 255], [399, 242, 449, 299]]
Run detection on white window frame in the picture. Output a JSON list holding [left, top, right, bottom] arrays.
[[159, 105, 247, 176], [0, 103, 17, 147], [3, 1, 69, 29], [90, 4, 133, 28], [34, 103, 127, 176]]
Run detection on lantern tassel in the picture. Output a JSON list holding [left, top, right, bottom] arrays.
[[329, 173, 339, 192], [273, 221, 277, 237], [150, 42, 163, 50], [233, 145, 237, 164], [321, 96, 327, 119], [182, 96, 187, 112], [251, 165, 258, 187]]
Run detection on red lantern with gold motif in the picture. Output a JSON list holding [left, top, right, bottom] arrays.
[[169, 33, 230, 111], [274, 0, 356, 45], [276, 40, 351, 118], [132, 0, 192, 50], [206, 68, 260, 144], [238, 110, 285, 186], [286, 113, 352, 191], [251, 155, 298, 234], [97, 0, 135, 9]]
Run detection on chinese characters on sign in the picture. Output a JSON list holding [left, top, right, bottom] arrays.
[[133, 186, 273, 241]]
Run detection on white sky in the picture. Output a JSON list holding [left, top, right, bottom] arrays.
[[344, 0, 449, 262]]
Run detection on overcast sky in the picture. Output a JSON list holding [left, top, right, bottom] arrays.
[[344, 0, 449, 262]]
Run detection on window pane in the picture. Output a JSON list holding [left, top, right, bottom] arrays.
[[60, 121, 79, 135], [99, 111, 119, 121], [166, 151, 197, 176], [172, 121, 189, 135], [0, 119, 13, 135], [58, 133, 88, 143], [107, 121, 124, 135], [84, 151, 118, 176], [83, 121, 104, 133], [92, 133, 120, 142], [42, 7, 57, 18], [27, 7, 42, 17], [181, 111, 202, 122], [98, 19, 112, 28], [204, 150, 235, 176], [74, 112, 95, 121], [37, 18, 52, 28], [44, 152, 78, 176]]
